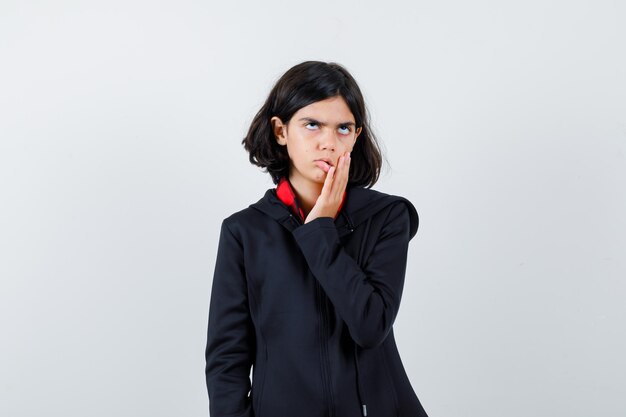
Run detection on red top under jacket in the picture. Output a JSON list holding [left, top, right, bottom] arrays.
[[275, 177, 347, 223]]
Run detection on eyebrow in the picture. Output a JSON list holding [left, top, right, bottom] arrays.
[[298, 117, 356, 127]]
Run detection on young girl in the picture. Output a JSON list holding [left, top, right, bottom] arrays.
[[205, 61, 429, 417]]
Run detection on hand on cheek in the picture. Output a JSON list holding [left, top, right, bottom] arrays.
[[304, 151, 351, 224]]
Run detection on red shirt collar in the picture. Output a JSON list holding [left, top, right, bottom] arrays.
[[276, 177, 347, 223]]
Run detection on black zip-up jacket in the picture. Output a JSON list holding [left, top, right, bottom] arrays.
[[205, 185, 429, 417]]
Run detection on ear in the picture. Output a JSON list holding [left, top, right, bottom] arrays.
[[352, 126, 363, 149], [271, 116, 287, 146]]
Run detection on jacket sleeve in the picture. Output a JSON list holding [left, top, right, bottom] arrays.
[[292, 201, 415, 349], [205, 220, 255, 417]]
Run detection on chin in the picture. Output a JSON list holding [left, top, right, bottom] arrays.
[[311, 171, 327, 183]]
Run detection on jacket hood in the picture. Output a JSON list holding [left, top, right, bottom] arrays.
[[249, 185, 419, 240]]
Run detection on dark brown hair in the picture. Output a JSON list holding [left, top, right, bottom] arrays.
[[242, 61, 383, 187]]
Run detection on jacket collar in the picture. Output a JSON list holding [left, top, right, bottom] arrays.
[[249, 183, 419, 239], [275, 176, 347, 223]]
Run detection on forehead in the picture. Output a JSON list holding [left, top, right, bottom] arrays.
[[293, 96, 355, 122]]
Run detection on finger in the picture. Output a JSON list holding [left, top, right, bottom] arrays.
[[339, 153, 349, 183], [321, 165, 335, 197], [326, 156, 342, 197], [334, 153, 350, 198]]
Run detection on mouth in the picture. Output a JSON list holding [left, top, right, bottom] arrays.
[[314, 159, 334, 173], [315, 158, 334, 166]]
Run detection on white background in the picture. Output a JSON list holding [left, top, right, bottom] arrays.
[[1, 1, 624, 416]]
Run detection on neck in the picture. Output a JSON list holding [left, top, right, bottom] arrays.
[[288, 174, 323, 217]]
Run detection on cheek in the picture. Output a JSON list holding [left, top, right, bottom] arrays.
[[339, 137, 354, 151], [286, 143, 310, 163]]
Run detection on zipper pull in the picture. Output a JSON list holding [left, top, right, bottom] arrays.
[[362, 404, 367, 416], [288, 213, 301, 227]]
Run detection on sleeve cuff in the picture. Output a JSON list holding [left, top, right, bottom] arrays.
[[291, 216, 336, 239]]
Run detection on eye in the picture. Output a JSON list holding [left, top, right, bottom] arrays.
[[338, 125, 351, 135], [305, 122, 319, 130]]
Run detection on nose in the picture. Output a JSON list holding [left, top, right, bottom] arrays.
[[319, 128, 338, 152]]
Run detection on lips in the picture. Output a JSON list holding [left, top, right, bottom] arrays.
[[314, 159, 333, 173]]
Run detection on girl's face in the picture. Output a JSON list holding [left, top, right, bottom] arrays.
[[271, 95, 362, 186]]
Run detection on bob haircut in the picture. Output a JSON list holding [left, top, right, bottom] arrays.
[[242, 61, 383, 188]]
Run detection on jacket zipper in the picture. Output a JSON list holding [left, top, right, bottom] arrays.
[[290, 213, 335, 416], [354, 343, 368, 416], [316, 280, 335, 417]]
